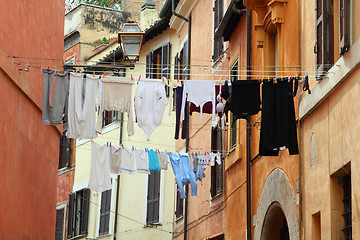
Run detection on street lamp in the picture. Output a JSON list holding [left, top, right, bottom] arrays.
[[118, 22, 144, 63]]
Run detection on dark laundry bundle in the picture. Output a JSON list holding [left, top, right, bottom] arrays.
[[259, 78, 299, 156], [229, 80, 261, 117]]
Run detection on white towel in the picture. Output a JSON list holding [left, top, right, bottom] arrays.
[[135, 149, 150, 174], [88, 141, 112, 192]]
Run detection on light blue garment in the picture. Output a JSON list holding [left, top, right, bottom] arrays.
[[196, 164, 205, 182], [148, 149, 160, 171], [168, 152, 197, 199]]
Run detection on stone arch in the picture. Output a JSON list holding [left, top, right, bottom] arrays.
[[253, 168, 299, 240]]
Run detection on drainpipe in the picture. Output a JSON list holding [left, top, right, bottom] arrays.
[[113, 113, 124, 240], [245, 10, 252, 240], [171, 1, 190, 239]]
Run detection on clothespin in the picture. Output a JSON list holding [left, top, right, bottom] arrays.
[[107, 142, 109, 146], [132, 146, 134, 150], [75, 69, 78, 75], [61, 68, 64, 74], [91, 139, 95, 143], [103, 72, 106, 78], [162, 76, 164, 83], [47, 66, 49, 71], [138, 75, 141, 82], [177, 76, 179, 83], [225, 77, 228, 83], [110, 142, 111, 147], [185, 77, 187, 83], [131, 74, 133, 81], [93, 72, 95, 77], [145, 148, 147, 152], [232, 76, 234, 82], [257, 76, 260, 83], [169, 76, 172, 84]]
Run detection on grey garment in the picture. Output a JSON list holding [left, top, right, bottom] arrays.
[[42, 69, 69, 125]]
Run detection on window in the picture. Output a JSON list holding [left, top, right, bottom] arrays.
[[67, 188, 90, 239], [99, 189, 112, 236], [59, 133, 71, 170], [211, 126, 224, 198], [230, 61, 238, 150], [146, 42, 170, 96], [339, 0, 350, 54], [175, 190, 184, 219], [315, 0, 334, 79], [340, 175, 352, 239], [146, 170, 161, 225], [102, 110, 119, 127], [55, 206, 66, 240], [213, 0, 224, 61]]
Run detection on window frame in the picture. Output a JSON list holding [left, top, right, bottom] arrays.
[[67, 188, 90, 239], [144, 170, 165, 226], [59, 133, 71, 170], [55, 203, 67, 240], [213, 0, 224, 62], [211, 126, 224, 198]]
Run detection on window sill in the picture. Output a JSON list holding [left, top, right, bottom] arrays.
[[58, 166, 74, 176], [69, 233, 87, 240], [225, 143, 242, 171], [97, 233, 112, 238], [144, 222, 162, 228], [210, 192, 224, 208]]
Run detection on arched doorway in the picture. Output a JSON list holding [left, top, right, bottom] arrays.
[[253, 169, 299, 240], [261, 202, 290, 240]]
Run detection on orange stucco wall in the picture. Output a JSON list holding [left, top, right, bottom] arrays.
[[0, 1, 65, 239]]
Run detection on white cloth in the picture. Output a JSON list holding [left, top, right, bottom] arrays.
[[135, 149, 150, 174], [134, 79, 167, 141], [120, 147, 135, 174], [88, 141, 112, 192], [110, 145, 121, 174], [157, 151, 169, 170], [96, 76, 134, 136], [210, 153, 216, 166], [181, 80, 215, 121], [67, 73, 98, 139], [216, 152, 221, 165]]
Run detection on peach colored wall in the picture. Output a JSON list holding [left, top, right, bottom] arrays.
[[0, 0, 65, 239], [301, 67, 360, 239], [174, 0, 227, 239]]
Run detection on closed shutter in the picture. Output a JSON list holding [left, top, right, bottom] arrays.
[[64, 137, 71, 168], [161, 42, 171, 96], [216, 126, 224, 194], [175, 190, 183, 219], [339, 0, 350, 55], [59, 135, 64, 169], [67, 193, 75, 239], [146, 170, 161, 224], [55, 208, 65, 240], [213, 0, 224, 60], [182, 41, 189, 80], [99, 189, 111, 235], [210, 127, 217, 197], [80, 188, 90, 235]]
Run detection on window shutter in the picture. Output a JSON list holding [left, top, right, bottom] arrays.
[[339, 0, 350, 55], [161, 42, 171, 96], [182, 41, 189, 80], [213, 0, 224, 60], [105, 190, 111, 234], [59, 135, 64, 169], [146, 171, 155, 224], [64, 136, 71, 168], [55, 208, 65, 240], [316, 0, 324, 78], [80, 188, 90, 235], [175, 190, 183, 218], [153, 171, 161, 223], [67, 193, 75, 239], [146, 52, 153, 78], [174, 53, 179, 81]]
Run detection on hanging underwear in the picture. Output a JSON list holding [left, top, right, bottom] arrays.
[[134, 79, 167, 141], [135, 149, 150, 174], [181, 80, 215, 121], [189, 85, 223, 118]]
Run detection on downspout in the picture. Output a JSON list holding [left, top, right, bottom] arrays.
[[113, 113, 124, 240], [246, 10, 252, 240], [171, 1, 190, 239]]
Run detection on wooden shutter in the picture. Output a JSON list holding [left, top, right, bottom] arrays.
[[99, 189, 111, 235], [162, 42, 171, 96], [67, 193, 75, 239], [55, 208, 65, 240], [146, 170, 161, 224], [339, 0, 350, 55], [182, 41, 189, 80], [80, 188, 90, 235], [64, 136, 71, 168], [213, 0, 224, 60], [59, 135, 64, 169], [146, 52, 153, 78], [316, 0, 334, 79], [216, 126, 224, 194], [175, 190, 183, 219]]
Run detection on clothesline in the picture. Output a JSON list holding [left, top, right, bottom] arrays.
[[9, 55, 336, 68], [23, 65, 323, 82]]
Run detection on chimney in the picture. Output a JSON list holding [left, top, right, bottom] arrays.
[[140, 0, 157, 31]]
